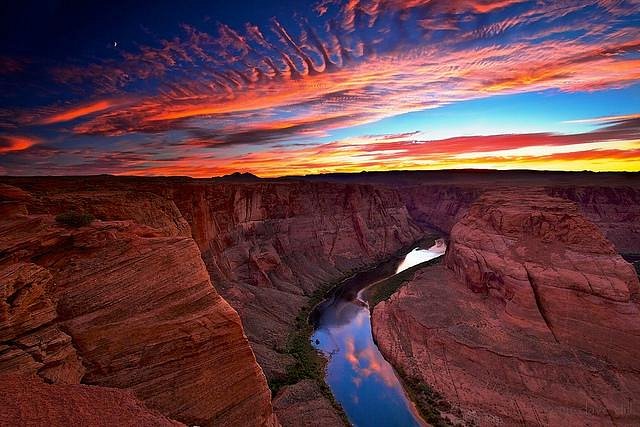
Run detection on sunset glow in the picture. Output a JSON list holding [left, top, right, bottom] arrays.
[[1, 0, 639, 176]]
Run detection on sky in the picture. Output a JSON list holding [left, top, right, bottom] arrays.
[[1, 0, 639, 177]]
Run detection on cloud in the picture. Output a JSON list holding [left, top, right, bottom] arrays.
[[1, 0, 640, 175], [563, 113, 640, 125], [0, 135, 39, 154], [58, 15, 640, 146], [39, 100, 117, 125]]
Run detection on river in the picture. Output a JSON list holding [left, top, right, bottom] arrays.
[[310, 240, 446, 427]]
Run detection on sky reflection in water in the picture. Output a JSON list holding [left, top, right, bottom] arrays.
[[311, 242, 445, 427]]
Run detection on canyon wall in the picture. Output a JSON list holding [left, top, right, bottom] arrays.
[[0, 184, 277, 427], [373, 189, 640, 425], [1, 374, 183, 426], [4, 174, 638, 426], [152, 181, 423, 384], [546, 186, 640, 254], [400, 185, 481, 233], [400, 184, 640, 254]]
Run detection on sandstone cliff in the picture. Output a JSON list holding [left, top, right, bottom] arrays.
[[402, 184, 640, 254], [297, 171, 640, 254], [155, 181, 423, 381], [1, 374, 183, 426], [1, 177, 423, 426], [372, 189, 640, 425], [5, 173, 638, 426], [0, 184, 277, 427], [547, 186, 640, 254]]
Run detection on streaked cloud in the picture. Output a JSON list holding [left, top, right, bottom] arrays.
[[1, 0, 640, 175], [39, 100, 117, 125]]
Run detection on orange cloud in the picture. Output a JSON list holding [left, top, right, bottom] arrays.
[[113, 116, 640, 177], [2, 0, 640, 177], [39, 100, 115, 125], [564, 113, 640, 125], [63, 32, 640, 143], [0, 135, 39, 154]]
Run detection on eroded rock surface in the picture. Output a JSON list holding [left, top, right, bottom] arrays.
[[373, 189, 640, 426], [0, 186, 277, 427], [4, 173, 638, 426], [158, 182, 423, 378]]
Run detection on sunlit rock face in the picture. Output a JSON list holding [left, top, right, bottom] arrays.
[[373, 189, 640, 426], [0, 176, 423, 426], [0, 183, 277, 427], [153, 180, 423, 425], [402, 183, 640, 254], [546, 186, 640, 254]]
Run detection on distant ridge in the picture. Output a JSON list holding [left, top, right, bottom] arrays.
[[213, 172, 262, 182]]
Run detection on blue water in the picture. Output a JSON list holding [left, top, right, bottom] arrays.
[[311, 242, 445, 427]]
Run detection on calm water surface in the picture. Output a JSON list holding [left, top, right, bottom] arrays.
[[311, 240, 445, 427]]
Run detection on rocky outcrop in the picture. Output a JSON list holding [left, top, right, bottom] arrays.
[[0, 187, 277, 426], [1, 373, 183, 426], [6, 173, 638, 426], [26, 190, 192, 238], [400, 184, 640, 254], [1, 176, 423, 426], [272, 380, 345, 427], [373, 189, 640, 425], [0, 262, 84, 384], [158, 181, 422, 425]]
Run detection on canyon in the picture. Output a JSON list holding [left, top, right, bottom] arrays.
[[1, 171, 639, 426]]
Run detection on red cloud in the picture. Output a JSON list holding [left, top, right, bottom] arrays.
[[0, 135, 39, 154], [39, 100, 116, 125]]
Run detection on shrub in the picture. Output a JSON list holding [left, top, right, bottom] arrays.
[[55, 211, 95, 228]]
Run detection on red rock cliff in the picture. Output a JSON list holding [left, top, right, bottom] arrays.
[[401, 183, 640, 254], [152, 181, 423, 425], [373, 189, 640, 426], [546, 185, 640, 254], [1, 374, 183, 426], [0, 184, 277, 427]]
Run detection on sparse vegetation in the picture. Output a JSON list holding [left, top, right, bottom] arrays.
[[55, 211, 95, 228], [399, 369, 456, 426], [268, 276, 351, 425]]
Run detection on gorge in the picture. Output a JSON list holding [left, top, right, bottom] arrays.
[[1, 170, 639, 426]]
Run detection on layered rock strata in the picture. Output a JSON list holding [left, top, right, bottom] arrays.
[[0, 184, 277, 426]]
